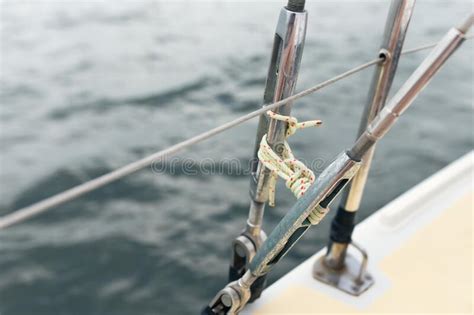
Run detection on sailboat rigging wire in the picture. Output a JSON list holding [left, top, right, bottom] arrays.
[[0, 36, 472, 231]]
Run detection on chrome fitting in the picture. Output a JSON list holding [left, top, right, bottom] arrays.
[[378, 48, 391, 64], [313, 242, 374, 296], [207, 271, 257, 315]]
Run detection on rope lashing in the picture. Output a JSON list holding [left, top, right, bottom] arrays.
[[267, 110, 323, 137], [258, 110, 325, 224]]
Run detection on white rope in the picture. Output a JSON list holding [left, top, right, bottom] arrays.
[[259, 111, 320, 201], [0, 37, 470, 230], [258, 111, 323, 224]]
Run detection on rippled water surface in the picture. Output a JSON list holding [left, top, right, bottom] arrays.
[[0, 1, 472, 314]]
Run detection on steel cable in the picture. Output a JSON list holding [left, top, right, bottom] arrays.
[[0, 36, 472, 230]]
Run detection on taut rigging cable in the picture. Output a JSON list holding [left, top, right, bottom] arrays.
[[0, 35, 472, 231]]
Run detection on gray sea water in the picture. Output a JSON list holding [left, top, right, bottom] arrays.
[[0, 1, 472, 314]]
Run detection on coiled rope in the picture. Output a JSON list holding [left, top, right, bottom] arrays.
[[0, 36, 472, 230], [258, 111, 321, 217]]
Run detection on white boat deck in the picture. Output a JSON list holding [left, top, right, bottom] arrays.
[[245, 151, 473, 314]]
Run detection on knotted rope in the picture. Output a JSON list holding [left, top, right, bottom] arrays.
[[258, 111, 325, 224]]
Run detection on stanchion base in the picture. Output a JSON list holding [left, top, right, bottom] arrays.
[[312, 252, 374, 296]]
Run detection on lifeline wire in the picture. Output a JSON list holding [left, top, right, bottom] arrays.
[[0, 37, 472, 230]]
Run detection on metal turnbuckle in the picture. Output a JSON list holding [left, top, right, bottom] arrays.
[[313, 242, 374, 296]]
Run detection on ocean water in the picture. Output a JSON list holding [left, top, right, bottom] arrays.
[[0, 1, 472, 314]]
